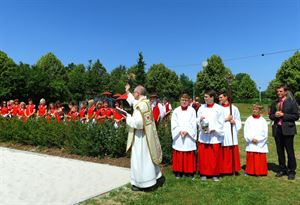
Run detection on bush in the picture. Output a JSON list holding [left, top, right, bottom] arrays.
[[158, 119, 172, 164], [0, 117, 173, 164]]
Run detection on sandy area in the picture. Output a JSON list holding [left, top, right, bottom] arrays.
[[0, 147, 130, 205]]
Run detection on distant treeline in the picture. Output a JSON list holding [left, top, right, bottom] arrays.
[[1, 50, 299, 104]]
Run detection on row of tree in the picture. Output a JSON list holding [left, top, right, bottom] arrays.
[[265, 51, 300, 102], [0, 50, 299, 104]]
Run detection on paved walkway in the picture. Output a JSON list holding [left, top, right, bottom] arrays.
[[0, 147, 130, 205]]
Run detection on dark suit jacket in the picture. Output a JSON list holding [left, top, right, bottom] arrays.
[[269, 97, 299, 136]]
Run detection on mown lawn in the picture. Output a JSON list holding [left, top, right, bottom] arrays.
[[235, 103, 270, 120], [81, 125, 300, 205]]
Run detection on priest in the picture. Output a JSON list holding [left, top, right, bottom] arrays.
[[125, 84, 165, 191]]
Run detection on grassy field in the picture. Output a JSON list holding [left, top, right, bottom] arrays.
[[235, 103, 270, 120], [81, 125, 300, 205]]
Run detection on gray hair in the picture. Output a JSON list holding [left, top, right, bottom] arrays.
[[134, 85, 147, 96]]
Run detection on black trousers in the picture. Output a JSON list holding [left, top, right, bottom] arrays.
[[274, 126, 297, 175]]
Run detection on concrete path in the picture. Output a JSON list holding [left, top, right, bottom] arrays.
[[0, 147, 130, 205]]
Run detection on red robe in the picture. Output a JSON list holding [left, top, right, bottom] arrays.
[[198, 143, 222, 176], [112, 108, 124, 122], [17, 108, 26, 122], [37, 105, 47, 117], [12, 104, 20, 116], [25, 104, 35, 117], [245, 152, 268, 176], [172, 150, 197, 173], [1, 107, 9, 116], [152, 104, 160, 122], [87, 105, 95, 120], [71, 111, 79, 121], [220, 145, 241, 174], [79, 108, 87, 120]]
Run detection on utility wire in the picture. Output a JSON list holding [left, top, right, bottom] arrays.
[[167, 48, 300, 68]]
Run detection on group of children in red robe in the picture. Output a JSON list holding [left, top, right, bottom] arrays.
[[171, 91, 269, 181], [0, 99, 36, 122], [0, 98, 125, 124]]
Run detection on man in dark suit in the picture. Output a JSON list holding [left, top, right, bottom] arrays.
[[269, 84, 299, 180]]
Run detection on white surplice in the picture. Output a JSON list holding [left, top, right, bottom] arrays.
[[126, 93, 162, 188], [197, 103, 225, 144], [171, 106, 197, 151], [243, 116, 268, 153], [221, 105, 242, 146]]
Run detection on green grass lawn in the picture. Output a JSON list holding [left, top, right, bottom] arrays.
[[235, 103, 270, 121], [81, 125, 300, 205]]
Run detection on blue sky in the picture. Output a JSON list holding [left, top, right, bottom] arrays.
[[1, 0, 299, 90]]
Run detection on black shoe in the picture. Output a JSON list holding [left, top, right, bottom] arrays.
[[288, 174, 295, 180], [175, 172, 182, 179], [143, 176, 166, 192], [131, 185, 142, 192], [275, 171, 287, 177], [156, 175, 166, 187]]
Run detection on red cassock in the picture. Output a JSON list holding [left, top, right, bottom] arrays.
[[95, 108, 105, 124], [12, 104, 20, 116], [55, 111, 61, 123], [165, 102, 170, 113], [220, 145, 241, 174], [172, 149, 196, 173], [1, 107, 9, 116], [104, 108, 113, 117], [245, 152, 268, 176], [18, 109, 26, 122], [8, 105, 12, 112], [198, 143, 222, 176], [79, 108, 86, 120], [98, 108, 112, 118], [87, 106, 95, 119], [112, 109, 124, 122], [71, 112, 79, 121], [37, 105, 47, 117], [25, 104, 35, 117], [152, 104, 160, 122], [66, 111, 72, 122], [46, 109, 56, 122]]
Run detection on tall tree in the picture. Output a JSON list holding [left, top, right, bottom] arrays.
[[10, 62, 31, 101], [108, 65, 128, 94], [275, 51, 300, 93], [127, 52, 146, 87], [67, 64, 88, 102], [195, 55, 228, 95], [265, 79, 281, 99], [232, 73, 258, 99], [145, 64, 179, 100], [0, 51, 17, 98], [266, 51, 300, 102], [33, 52, 69, 102], [136, 52, 146, 85], [178, 74, 194, 98], [86, 59, 110, 97]]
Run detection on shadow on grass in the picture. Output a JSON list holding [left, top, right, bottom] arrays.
[[267, 162, 280, 173], [241, 163, 279, 174]]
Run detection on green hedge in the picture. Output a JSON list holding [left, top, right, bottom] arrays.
[[0, 117, 173, 164]]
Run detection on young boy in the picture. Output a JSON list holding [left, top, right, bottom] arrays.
[[171, 94, 197, 179], [244, 104, 268, 176]]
